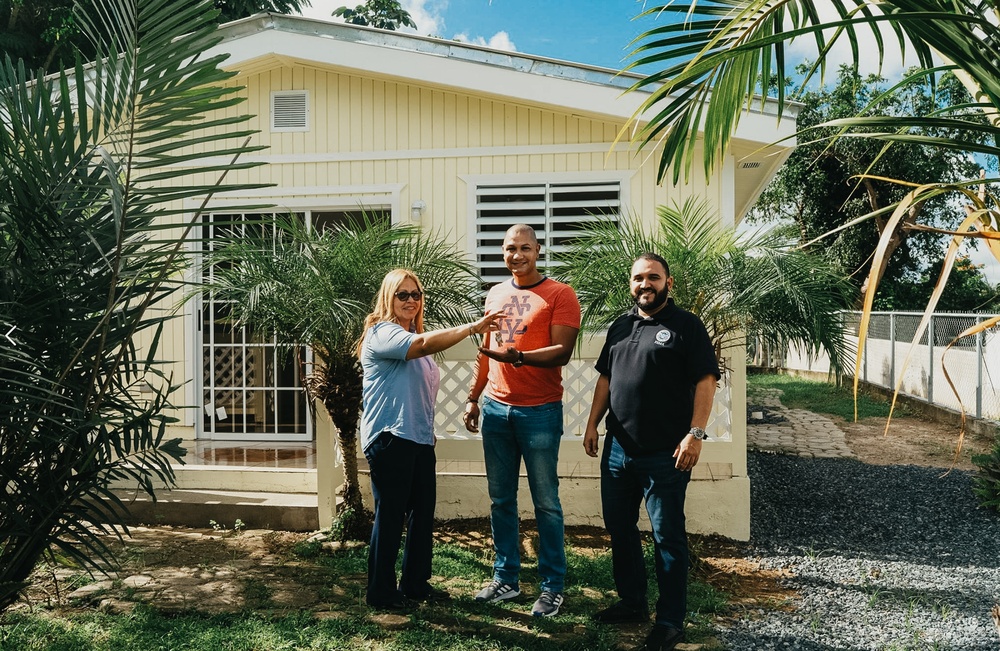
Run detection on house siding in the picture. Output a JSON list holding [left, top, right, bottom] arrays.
[[158, 63, 718, 385]]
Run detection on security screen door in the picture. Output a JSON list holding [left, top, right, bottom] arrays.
[[198, 210, 388, 441]]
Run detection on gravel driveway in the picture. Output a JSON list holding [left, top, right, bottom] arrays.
[[715, 452, 1000, 650]]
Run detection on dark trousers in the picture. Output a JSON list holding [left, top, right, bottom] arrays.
[[365, 432, 437, 606], [601, 435, 691, 629]]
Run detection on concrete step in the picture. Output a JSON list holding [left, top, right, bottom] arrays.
[[112, 488, 320, 532], [169, 465, 316, 493]]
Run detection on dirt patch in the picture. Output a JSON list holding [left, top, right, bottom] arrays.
[[690, 536, 797, 618], [838, 415, 992, 471]]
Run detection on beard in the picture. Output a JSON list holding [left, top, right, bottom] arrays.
[[633, 286, 669, 312]]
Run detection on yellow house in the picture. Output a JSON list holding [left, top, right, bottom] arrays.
[[150, 14, 796, 541]]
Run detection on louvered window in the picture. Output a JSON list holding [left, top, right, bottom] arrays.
[[271, 91, 309, 132], [474, 181, 621, 287]]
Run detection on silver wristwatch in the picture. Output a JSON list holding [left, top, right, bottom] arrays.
[[689, 427, 708, 441]]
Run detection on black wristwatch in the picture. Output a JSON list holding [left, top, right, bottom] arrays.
[[512, 350, 525, 367]]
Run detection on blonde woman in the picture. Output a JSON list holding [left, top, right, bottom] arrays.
[[358, 268, 501, 610]]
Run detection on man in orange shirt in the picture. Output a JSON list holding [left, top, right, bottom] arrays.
[[463, 224, 581, 618]]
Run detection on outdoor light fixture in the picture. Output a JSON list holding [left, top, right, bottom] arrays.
[[411, 199, 426, 221]]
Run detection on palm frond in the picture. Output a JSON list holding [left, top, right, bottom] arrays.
[[555, 199, 853, 372], [0, 0, 263, 612], [627, 0, 1000, 183]]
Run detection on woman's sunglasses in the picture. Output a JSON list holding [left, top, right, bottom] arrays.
[[394, 290, 423, 302]]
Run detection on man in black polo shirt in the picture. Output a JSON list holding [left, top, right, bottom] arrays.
[[583, 252, 720, 651]]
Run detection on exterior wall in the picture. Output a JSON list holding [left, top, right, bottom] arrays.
[[149, 59, 748, 540]]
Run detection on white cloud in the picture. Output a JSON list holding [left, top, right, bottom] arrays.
[[452, 30, 517, 52], [296, 1, 339, 22], [402, 0, 445, 36]]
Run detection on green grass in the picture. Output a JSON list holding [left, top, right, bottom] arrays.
[[748, 372, 912, 420], [0, 536, 729, 651]]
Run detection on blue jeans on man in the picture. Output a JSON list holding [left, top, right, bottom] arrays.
[[480, 396, 566, 593], [601, 435, 691, 629]]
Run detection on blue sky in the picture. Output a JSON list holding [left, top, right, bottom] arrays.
[[298, 1, 658, 71]]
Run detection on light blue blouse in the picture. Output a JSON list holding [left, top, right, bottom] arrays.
[[360, 321, 440, 451]]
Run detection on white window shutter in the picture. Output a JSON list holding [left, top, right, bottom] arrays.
[[474, 181, 621, 287]]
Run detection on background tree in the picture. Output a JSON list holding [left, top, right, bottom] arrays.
[[204, 215, 481, 540], [556, 198, 855, 374], [0, 0, 263, 612], [333, 0, 415, 30], [0, 0, 310, 76], [877, 256, 1000, 311], [749, 66, 995, 309], [214, 0, 310, 23]]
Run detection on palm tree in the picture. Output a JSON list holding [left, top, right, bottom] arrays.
[[624, 0, 1000, 409], [0, 0, 263, 612], [203, 214, 482, 540], [556, 199, 854, 374]]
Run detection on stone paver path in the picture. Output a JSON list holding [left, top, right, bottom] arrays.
[[748, 388, 854, 459]]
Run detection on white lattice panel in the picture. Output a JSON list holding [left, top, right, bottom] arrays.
[[709, 371, 732, 442], [434, 360, 732, 441], [435, 361, 478, 436]]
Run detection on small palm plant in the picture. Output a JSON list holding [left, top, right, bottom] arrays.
[[556, 198, 855, 374], [203, 213, 483, 540], [0, 0, 263, 612]]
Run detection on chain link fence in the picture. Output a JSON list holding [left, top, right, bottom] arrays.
[[782, 310, 1000, 421]]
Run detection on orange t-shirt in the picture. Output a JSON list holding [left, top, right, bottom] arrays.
[[484, 277, 581, 407]]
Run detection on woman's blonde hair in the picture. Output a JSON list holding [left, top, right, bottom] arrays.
[[354, 268, 425, 356]]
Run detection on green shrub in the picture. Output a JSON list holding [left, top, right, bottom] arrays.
[[972, 433, 1000, 511]]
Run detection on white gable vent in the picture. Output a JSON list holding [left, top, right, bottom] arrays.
[[741, 161, 762, 169], [271, 91, 309, 132]]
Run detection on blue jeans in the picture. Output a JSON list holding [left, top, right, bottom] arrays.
[[601, 435, 691, 629], [481, 396, 565, 593]]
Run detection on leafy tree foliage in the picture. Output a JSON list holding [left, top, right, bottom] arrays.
[[0, 0, 88, 73], [749, 66, 994, 308], [0, 0, 310, 75], [333, 0, 415, 30], [214, 0, 310, 23], [0, 0, 262, 612], [876, 256, 1000, 311]]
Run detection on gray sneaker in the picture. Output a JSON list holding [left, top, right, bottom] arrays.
[[475, 580, 520, 603], [531, 590, 564, 617]]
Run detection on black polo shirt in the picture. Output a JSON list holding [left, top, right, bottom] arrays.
[[595, 299, 720, 456]]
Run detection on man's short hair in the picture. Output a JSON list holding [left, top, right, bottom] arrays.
[[634, 252, 670, 276]]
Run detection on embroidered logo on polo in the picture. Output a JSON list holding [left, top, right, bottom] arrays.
[[655, 329, 673, 346]]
